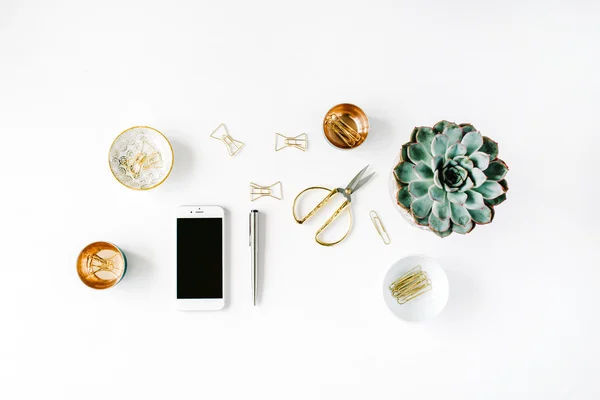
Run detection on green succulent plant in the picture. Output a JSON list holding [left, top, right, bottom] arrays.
[[394, 120, 509, 237]]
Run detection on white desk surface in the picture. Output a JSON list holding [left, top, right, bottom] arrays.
[[1, 1, 599, 399]]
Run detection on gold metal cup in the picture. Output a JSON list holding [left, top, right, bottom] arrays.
[[76, 242, 127, 289], [323, 103, 369, 150]]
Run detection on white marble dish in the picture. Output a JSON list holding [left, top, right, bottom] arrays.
[[109, 126, 174, 190]]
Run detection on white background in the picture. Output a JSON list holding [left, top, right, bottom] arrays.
[[1, 0, 599, 398]]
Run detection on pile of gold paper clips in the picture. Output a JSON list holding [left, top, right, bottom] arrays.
[[388, 266, 432, 304], [325, 113, 362, 148]]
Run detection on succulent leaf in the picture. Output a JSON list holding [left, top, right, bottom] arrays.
[[436, 228, 453, 238], [452, 220, 475, 234], [429, 213, 450, 233], [415, 161, 434, 179], [408, 180, 432, 198], [432, 155, 444, 172], [486, 193, 507, 206], [408, 143, 432, 164], [461, 131, 483, 155], [468, 205, 495, 224], [455, 156, 474, 170], [444, 184, 459, 193], [450, 202, 472, 226], [484, 160, 509, 181], [469, 152, 490, 170], [409, 127, 419, 142], [431, 135, 449, 157], [446, 159, 460, 168], [396, 186, 412, 210], [428, 185, 446, 203], [469, 167, 487, 188], [498, 179, 509, 192], [447, 191, 467, 205], [432, 200, 450, 220], [394, 161, 419, 184], [459, 123, 477, 133], [446, 143, 467, 159], [473, 180, 505, 199], [415, 216, 430, 226], [480, 136, 499, 160], [464, 190, 485, 210], [433, 120, 452, 134], [411, 196, 433, 219], [443, 125, 463, 145], [415, 127, 435, 149], [400, 142, 411, 162], [459, 177, 474, 192], [433, 169, 443, 188]]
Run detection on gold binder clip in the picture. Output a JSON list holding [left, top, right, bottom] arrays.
[[275, 133, 307, 151], [388, 266, 432, 304], [325, 113, 363, 148], [250, 181, 282, 201], [369, 210, 390, 245], [210, 123, 245, 156]]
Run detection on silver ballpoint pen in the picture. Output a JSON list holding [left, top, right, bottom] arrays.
[[249, 210, 258, 306]]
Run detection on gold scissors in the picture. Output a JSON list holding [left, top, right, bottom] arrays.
[[292, 165, 375, 246]]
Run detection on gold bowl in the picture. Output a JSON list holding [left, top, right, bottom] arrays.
[[76, 242, 127, 289], [323, 103, 369, 150]]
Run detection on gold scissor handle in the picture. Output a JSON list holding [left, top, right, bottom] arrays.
[[315, 200, 352, 246], [292, 187, 336, 224], [292, 187, 353, 246]]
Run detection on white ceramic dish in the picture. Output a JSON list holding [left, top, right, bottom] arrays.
[[382, 255, 449, 322], [109, 126, 174, 190]]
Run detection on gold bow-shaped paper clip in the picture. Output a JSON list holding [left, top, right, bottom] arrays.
[[250, 181, 282, 201], [275, 133, 307, 151], [210, 123, 245, 156]]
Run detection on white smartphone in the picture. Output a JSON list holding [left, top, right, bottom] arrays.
[[176, 205, 225, 311]]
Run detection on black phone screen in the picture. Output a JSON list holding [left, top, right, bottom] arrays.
[[177, 217, 223, 299]]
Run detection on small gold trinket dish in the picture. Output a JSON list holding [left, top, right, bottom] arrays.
[[109, 126, 174, 190], [76, 242, 127, 289], [323, 103, 369, 150]]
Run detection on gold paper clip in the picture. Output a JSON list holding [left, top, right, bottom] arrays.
[[389, 266, 432, 304], [326, 113, 362, 148], [369, 210, 390, 245], [250, 181, 282, 201], [210, 123, 245, 156], [275, 133, 307, 151]]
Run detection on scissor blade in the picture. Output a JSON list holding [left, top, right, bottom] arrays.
[[352, 172, 375, 193], [346, 165, 370, 190]]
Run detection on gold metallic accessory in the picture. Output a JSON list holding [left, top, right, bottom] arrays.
[[109, 126, 174, 190], [388, 266, 432, 304], [323, 103, 369, 150], [210, 123, 245, 156], [250, 181, 282, 201], [292, 165, 375, 246], [76, 242, 127, 289], [369, 210, 390, 245], [275, 133, 307, 151]]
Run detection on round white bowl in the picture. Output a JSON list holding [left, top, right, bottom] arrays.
[[382, 255, 449, 322]]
